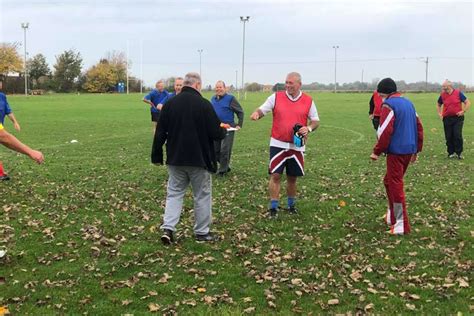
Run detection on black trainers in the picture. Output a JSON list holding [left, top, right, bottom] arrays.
[[288, 206, 298, 214], [161, 229, 174, 245], [0, 175, 10, 181], [268, 208, 278, 219], [195, 232, 219, 242]]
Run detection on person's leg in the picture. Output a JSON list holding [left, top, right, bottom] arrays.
[[160, 165, 190, 232], [268, 147, 287, 212], [188, 167, 212, 235], [284, 150, 304, 212], [452, 116, 464, 157], [386, 154, 411, 235], [214, 139, 222, 169], [383, 173, 394, 225], [443, 117, 455, 156], [218, 131, 235, 174], [269, 173, 281, 206]]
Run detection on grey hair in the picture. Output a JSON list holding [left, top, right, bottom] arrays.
[[216, 80, 226, 88], [175, 77, 184, 81], [442, 79, 453, 87], [184, 72, 202, 86], [287, 72, 302, 84]]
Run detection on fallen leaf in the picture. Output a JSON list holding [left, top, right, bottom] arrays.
[[197, 287, 207, 293], [406, 303, 416, 310], [121, 300, 132, 306], [148, 303, 160, 312], [364, 303, 374, 312], [0, 306, 10, 316], [457, 278, 469, 288], [328, 299, 339, 305], [243, 307, 256, 314]]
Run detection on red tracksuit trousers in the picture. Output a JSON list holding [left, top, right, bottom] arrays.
[[383, 154, 413, 235]]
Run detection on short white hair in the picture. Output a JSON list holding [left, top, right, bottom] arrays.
[[184, 72, 201, 86], [287, 72, 302, 84]]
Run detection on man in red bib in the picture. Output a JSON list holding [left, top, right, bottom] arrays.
[[437, 80, 470, 159], [250, 72, 320, 218]]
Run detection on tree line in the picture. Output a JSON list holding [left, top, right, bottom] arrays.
[[0, 43, 143, 94], [1, 42, 469, 94]]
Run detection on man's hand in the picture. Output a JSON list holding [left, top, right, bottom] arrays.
[[156, 104, 163, 111], [438, 113, 443, 119], [220, 123, 231, 129], [410, 154, 418, 163], [29, 150, 44, 164], [14, 122, 21, 131], [250, 111, 261, 121], [235, 125, 241, 130], [369, 114, 374, 120], [370, 153, 379, 161], [456, 110, 464, 116], [298, 126, 311, 137]]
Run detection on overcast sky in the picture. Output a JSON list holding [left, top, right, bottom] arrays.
[[0, 0, 472, 87]]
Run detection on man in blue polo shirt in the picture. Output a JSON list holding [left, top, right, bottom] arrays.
[[211, 80, 244, 176], [167, 77, 184, 100], [143, 80, 169, 133]]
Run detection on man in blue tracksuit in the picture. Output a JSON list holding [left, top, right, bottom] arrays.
[[211, 81, 244, 176], [142, 80, 169, 134]]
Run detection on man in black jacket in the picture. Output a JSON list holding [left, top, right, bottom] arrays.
[[152, 72, 227, 244]]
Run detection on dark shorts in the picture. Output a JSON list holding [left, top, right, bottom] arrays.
[[268, 146, 305, 177], [151, 112, 160, 122]]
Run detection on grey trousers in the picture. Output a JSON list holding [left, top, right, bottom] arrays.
[[214, 131, 235, 173], [160, 165, 212, 235]]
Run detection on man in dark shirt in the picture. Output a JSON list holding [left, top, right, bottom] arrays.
[[152, 72, 226, 244]]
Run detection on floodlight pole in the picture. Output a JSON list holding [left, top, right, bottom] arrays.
[[126, 40, 129, 94], [21, 22, 29, 96], [140, 39, 143, 94], [235, 69, 239, 99], [424, 57, 429, 92], [197, 49, 203, 79], [333, 45, 339, 93], [240, 16, 250, 100]]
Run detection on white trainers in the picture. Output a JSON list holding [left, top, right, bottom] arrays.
[[0, 249, 6, 259]]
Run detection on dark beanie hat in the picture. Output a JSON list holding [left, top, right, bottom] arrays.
[[377, 78, 397, 94]]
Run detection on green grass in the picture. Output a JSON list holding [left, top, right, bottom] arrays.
[[0, 91, 472, 315]]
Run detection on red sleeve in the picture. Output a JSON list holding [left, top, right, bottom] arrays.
[[373, 105, 394, 156], [416, 114, 424, 153]]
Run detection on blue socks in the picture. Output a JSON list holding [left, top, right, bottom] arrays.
[[288, 197, 295, 208], [270, 198, 296, 209], [270, 200, 279, 210]]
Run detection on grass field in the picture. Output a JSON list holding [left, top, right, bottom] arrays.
[[0, 91, 472, 315]]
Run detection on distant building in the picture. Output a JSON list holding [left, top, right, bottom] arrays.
[[262, 85, 273, 92]]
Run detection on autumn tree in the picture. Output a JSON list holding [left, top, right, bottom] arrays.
[[83, 59, 118, 93], [0, 42, 23, 79], [53, 49, 83, 92]]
